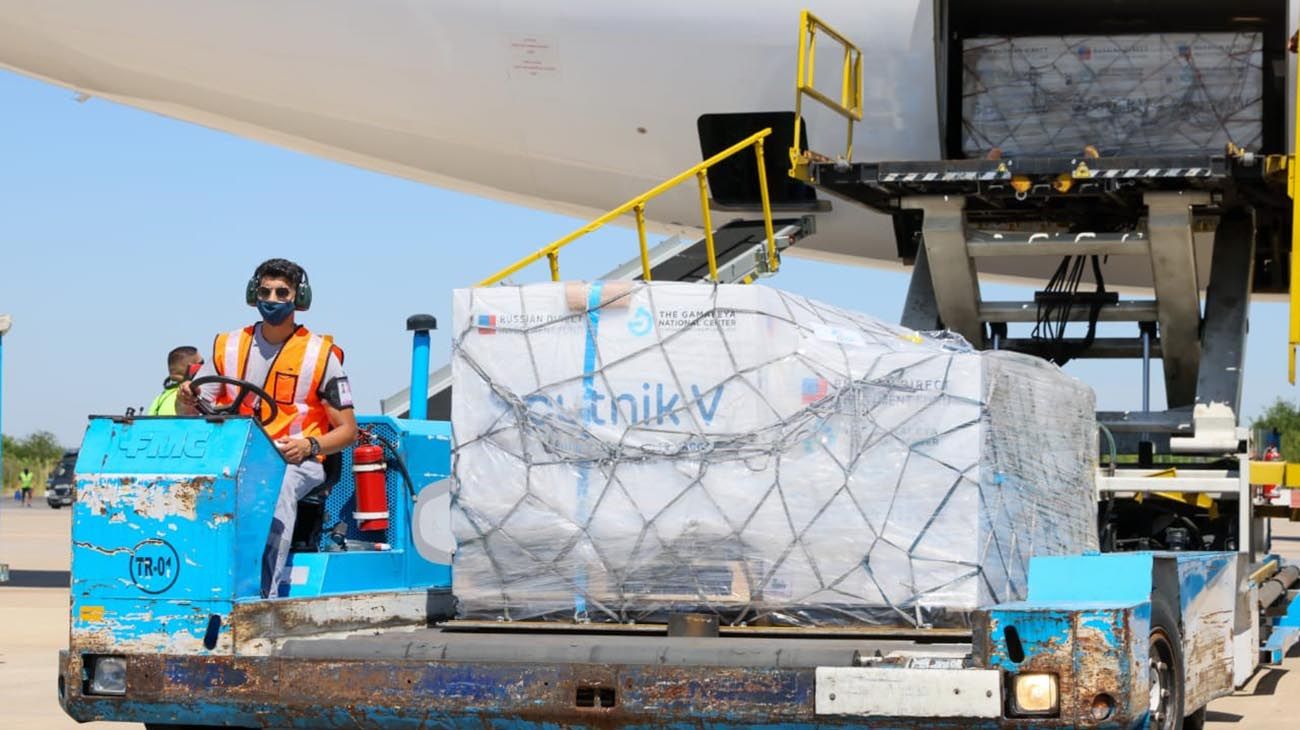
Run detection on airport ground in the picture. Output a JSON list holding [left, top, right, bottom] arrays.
[[2, 500, 1300, 729]]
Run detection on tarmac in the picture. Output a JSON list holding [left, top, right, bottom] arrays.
[[1, 498, 1299, 729]]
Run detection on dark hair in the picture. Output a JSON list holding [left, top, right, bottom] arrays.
[[254, 258, 306, 288], [167, 346, 199, 375]]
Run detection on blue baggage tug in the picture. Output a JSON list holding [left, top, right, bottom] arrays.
[[53, 319, 1299, 730]]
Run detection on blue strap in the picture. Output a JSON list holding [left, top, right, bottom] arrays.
[[574, 282, 604, 620]]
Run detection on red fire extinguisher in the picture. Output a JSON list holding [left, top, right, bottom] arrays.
[[352, 435, 389, 532], [1262, 444, 1281, 502]]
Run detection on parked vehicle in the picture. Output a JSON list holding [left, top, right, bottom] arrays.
[[46, 450, 77, 509]]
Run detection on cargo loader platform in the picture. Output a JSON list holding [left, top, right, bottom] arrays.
[[802, 149, 1293, 462]]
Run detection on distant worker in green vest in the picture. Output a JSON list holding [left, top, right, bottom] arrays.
[[148, 346, 203, 416], [19, 467, 34, 507]]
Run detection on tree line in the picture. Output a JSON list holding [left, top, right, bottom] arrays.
[[1252, 398, 1300, 461], [2, 430, 67, 493]]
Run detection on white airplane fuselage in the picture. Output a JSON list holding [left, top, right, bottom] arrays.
[[0, 1, 1283, 289]]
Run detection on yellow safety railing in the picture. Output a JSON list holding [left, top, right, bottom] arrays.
[[790, 9, 863, 182], [478, 128, 779, 286]]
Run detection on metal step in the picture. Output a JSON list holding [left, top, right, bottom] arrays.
[[603, 218, 809, 283], [380, 218, 814, 420], [649, 218, 810, 282]]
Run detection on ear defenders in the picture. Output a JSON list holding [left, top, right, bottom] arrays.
[[245, 268, 312, 311]]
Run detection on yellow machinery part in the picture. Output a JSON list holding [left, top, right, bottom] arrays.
[[1133, 467, 1219, 519]]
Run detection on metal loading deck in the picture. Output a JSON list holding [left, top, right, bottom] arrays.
[[807, 152, 1285, 257], [800, 149, 1293, 461]]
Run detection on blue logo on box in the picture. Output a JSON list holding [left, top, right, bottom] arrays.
[[627, 307, 653, 337]]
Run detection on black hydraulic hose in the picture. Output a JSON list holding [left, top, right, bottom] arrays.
[[1032, 254, 1109, 366], [1076, 255, 1106, 353], [362, 428, 418, 501]]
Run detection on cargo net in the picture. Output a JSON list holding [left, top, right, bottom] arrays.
[[962, 32, 1263, 157], [450, 282, 1098, 627]]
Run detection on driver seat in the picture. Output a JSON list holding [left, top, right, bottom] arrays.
[[289, 451, 345, 553]]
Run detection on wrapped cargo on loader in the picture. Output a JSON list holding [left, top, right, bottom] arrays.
[[962, 32, 1263, 157], [450, 282, 1097, 627]]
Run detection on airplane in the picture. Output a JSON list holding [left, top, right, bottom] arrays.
[[1, 1, 1287, 295]]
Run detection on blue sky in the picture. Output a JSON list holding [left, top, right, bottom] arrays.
[[0, 69, 1294, 448]]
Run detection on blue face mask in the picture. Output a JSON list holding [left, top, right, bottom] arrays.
[[257, 299, 295, 325]]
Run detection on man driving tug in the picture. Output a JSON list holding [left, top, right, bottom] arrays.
[[177, 258, 357, 597]]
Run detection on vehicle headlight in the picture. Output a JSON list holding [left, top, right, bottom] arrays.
[[88, 656, 127, 696], [1010, 673, 1059, 715]]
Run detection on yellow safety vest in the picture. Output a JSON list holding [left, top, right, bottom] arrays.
[[148, 383, 181, 416]]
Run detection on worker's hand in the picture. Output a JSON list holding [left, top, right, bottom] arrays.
[[275, 437, 311, 465], [175, 380, 198, 415]]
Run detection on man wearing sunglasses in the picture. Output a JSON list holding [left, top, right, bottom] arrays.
[[177, 258, 358, 598]]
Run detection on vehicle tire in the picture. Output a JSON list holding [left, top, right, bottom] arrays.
[[1149, 590, 1189, 730], [1183, 706, 1206, 730]]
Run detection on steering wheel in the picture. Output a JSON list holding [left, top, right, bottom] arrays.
[[189, 375, 280, 427]]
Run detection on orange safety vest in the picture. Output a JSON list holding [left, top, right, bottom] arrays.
[[211, 325, 342, 442]]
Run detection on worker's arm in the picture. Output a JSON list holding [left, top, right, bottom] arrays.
[[175, 381, 198, 414], [318, 404, 358, 455], [174, 358, 218, 415], [274, 404, 356, 464]]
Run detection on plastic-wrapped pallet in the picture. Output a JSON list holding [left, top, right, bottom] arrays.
[[451, 282, 1097, 627], [962, 33, 1263, 157]]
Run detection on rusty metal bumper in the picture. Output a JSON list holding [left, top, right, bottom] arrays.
[[58, 629, 1149, 729]]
